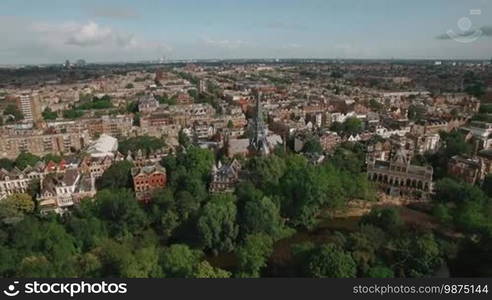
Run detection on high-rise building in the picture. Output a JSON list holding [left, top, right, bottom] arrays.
[[16, 92, 41, 123]]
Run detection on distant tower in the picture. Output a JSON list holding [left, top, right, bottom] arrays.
[[249, 92, 270, 155]]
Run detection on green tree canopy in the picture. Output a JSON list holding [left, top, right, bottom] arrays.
[[360, 207, 403, 233], [197, 194, 238, 255], [160, 244, 202, 278], [236, 234, 273, 278], [15, 152, 41, 170], [42, 107, 57, 120], [193, 261, 231, 278], [96, 161, 134, 190], [302, 136, 323, 154], [304, 243, 357, 278], [0, 193, 35, 224], [62, 108, 84, 119], [94, 189, 148, 238], [3, 104, 23, 121], [118, 136, 166, 155], [0, 158, 14, 171], [237, 182, 285, 239]]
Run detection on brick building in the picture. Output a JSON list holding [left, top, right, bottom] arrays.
[[131, 164, 167, 202], [367, 149, 434, 198]]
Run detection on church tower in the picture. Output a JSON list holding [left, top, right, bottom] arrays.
[[249, 92, 270, 155]]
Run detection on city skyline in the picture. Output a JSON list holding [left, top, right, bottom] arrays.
[[1, 0, 492, 64]]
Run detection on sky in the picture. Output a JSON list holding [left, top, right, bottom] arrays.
[[1, 0, 492, 64]]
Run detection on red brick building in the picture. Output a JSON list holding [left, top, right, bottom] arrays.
[[131, 164, 167, 202]]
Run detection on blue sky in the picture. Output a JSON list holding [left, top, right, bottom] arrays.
[[1, 0, 491, 64]]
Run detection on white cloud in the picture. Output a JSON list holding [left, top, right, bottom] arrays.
[[32, 21, 137, 48], [66, 22, 115, 47], [0, 17, 171, 63]]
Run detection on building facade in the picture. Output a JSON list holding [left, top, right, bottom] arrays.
[[131, 164, 167, 202], [367, 149, 434, 198]]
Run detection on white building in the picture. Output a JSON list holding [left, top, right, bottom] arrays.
[[87, 134, 119, 158]]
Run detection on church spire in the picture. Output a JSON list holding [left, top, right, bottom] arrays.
[[250, 91, 269, 155]]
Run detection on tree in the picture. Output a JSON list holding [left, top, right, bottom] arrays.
[[390, 233, 442, 277], [347, 225, 386, 275], [239, 191, 284, 239], [96, 161, 134, 190], [329, 121, 344, 134], [331, 117, 363, 136], [0, 193, 35, 224], [17, 256, 55, 277], [343, 117, 364, 136], [434, 178, 471, 204], [42, 107, 57, 120], [147, 189, 180, 240], [368, 99, 383, 112], [178, 129, 191, 148], [441, 131, 472, 158], [11, 217, 78, 276], [193, 261, 231, 278], [160, 244, 202, 278], [305, 243, 356, 278], [367, 266, 394, 278], [0, 245, 16, 276], [432, 203, 452, 224], [236, 234, 273, 278], [76, 252, 102, 277], [62, 108, 84, 119], [0, 158, 14, 171], [188, 89, 198, 100], [132, 246, 162, 277], [360, 207, 403, 233], [67, 214, 107, 252], [15, 152, 41, 170], [43, 154, 62, 163], [176, 146, 215, 180], [94, 189, 148, 238], [302, 136, 323, 154], [197, 194, 238, 255], [434, 178, 491, 234], [245, 154, 286, 191], [465, 82, 486, 98], [77, 95, 113, 110], [133, 112, 141, 126], [3, 104, 23, 121], [118, 136, 165, 155], [94, 239, 149, 277], [278, 155, 346, 228], [126, 101, 138, 113], [330, 142, 366, 174]]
